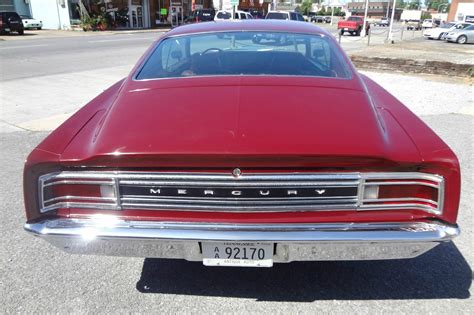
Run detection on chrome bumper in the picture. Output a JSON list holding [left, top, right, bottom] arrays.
[[24, 218, 459, 262]]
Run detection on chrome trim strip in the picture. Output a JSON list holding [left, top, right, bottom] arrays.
[[364, 181, 440, 188], [120, 195, 358, 201], [43, 180, 115, 187], [41, 171, 360, 180], [359, 203, 439, 213], [44, 196, 117, 204], [362, 197, 438, 206], [114, 177, 122, 210], [38, 171, 444, 215], [24, 219, 459, 261], [41, 202, 121, 213], [119, 203, 357, 212], [118, 180, 360, 187], [121, 197, 357, 205]]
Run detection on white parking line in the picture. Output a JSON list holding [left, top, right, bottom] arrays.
[[88, 37, 153, 43], [0, 44, 48, 50]]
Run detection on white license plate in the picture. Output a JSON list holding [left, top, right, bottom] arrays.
[[344, 28, 349, 31], [5, 28, 10, 32], [202, 242, 273, 267]]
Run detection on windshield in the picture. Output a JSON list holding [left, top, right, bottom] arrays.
[[266, 13, 289, 20], [136, 32, 352, 80], [440, 23, 455, 28]]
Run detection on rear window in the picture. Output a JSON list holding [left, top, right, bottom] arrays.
[[136, 31, 352, 80], [348, 17, 361, 21], [266, 13, 289, 20], [216, 12, 231, 19]]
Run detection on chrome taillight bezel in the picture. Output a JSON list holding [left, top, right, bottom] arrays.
[[357, 173, 444, 215], [38, 171, 444, 215]]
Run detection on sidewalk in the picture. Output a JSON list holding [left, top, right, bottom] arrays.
[[0, 28, 171, 41]]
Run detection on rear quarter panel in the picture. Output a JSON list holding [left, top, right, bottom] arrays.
[[361, 74, 461, 224]]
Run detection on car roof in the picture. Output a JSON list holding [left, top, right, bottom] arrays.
[[165, 20, 329, 37]]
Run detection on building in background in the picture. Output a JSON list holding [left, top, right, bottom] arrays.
[[28, 0, 71, 29], [448, 0, 474, 22], [0, 0, 31, 16], [347, 1, 401, 21]]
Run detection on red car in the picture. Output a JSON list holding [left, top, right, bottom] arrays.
[[24, 21, 460, 268]]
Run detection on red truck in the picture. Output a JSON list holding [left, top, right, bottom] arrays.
[[338, 16, 370, 36]]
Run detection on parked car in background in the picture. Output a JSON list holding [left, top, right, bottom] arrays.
[[214, 10, 231, 21], [186, 9, 215, 23], [265, 11, 305, 21], [375, 17, 390, 26], [20, 14, 42, 30], [311, 15, 325, 23], [248, 9, 263, 19], [444, 23, 474, 44], [404, 19, 422, 30], [23, 20, 461, 268], [422, 19, 435, 29], [338, 16, 369, 36], [423, 22, 471, 40], [324, 16, 332, 23], [0, 11, 24, 35], [215, 10, 252, 21]]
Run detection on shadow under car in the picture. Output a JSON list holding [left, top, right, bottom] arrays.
[[136, 242, 471, 301]]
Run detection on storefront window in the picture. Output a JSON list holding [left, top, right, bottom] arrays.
[[70, 0, 149, 29]]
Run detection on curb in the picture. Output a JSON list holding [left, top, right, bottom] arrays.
[[0, 28, 170, 41], [349, 55, 473, 78]]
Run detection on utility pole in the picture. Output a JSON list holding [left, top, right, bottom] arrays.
[[361, 0, 369, 37], [387, 0, 396, 42], [330, 1, 334, 26]]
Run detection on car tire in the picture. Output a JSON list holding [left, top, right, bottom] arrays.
[[18, 29, 24, 35], [340, 29, 344, 35], [457, 35, 467, 44], [438, 34, 443, 40], [38, 27, 42, 30], [355, 28, 361, 36]]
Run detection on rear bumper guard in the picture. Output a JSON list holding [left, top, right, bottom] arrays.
[[24, 218, 459, 262]]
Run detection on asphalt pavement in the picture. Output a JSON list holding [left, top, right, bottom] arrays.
[[0, 30, 473, 313], [0, 31, 160, 81]]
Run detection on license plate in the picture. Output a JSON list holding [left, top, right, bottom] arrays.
[[344, 28, 349, 31], [202, 242, 273, 267], [5, 28, 10, 32]]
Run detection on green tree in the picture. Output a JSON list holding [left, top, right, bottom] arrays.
[[396, 0, 406, 9], [300, 0, 313, 15], [408, 0, 421, 10], [425, 0, 449, 11]]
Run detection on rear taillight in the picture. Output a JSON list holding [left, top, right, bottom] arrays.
[[359, 173, 443, 215], [39, 173, 119, 213]]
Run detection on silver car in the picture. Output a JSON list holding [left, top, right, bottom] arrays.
[[444, 24, 474, 44]]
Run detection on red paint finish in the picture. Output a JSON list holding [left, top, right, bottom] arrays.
[[60, 208, 437, 224], [337, 17, 368, 33], [23, 21, 460, 226]]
